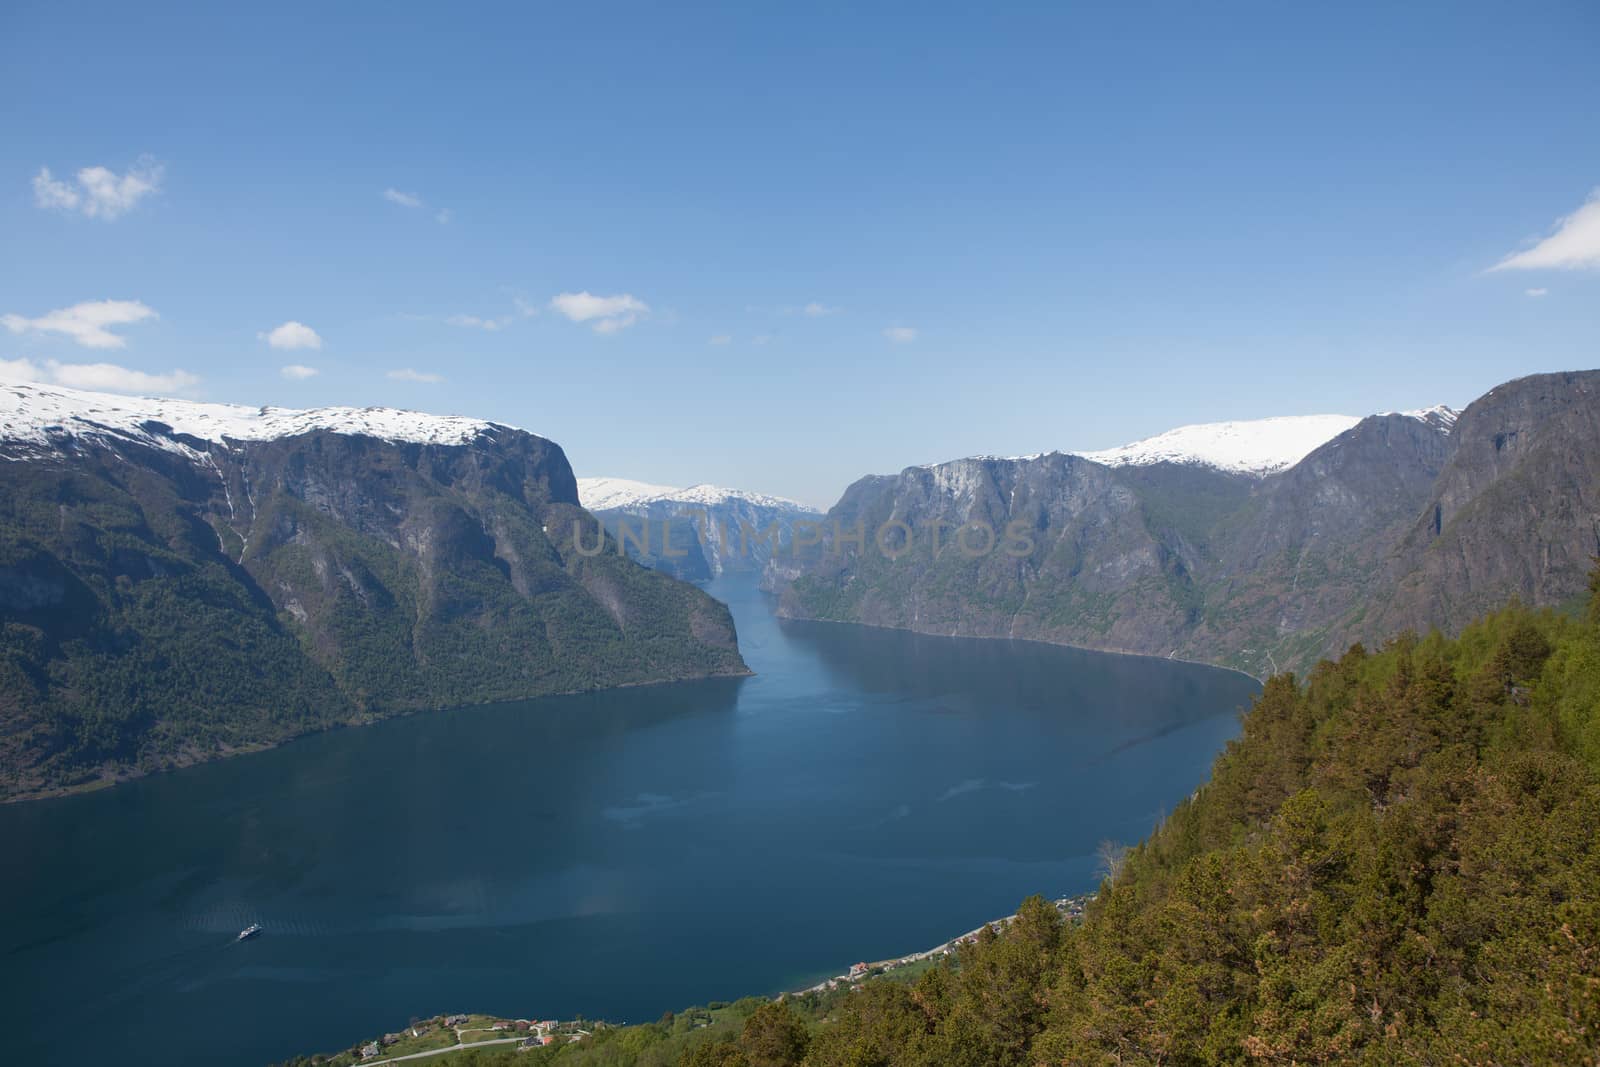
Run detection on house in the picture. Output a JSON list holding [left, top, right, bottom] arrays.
[[849, 961, 868, 978], [360, 1042, 380, 1060]]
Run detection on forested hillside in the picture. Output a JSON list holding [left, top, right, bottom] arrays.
[[0, 382, 748, 800], [285, 578, 1600, 1066]]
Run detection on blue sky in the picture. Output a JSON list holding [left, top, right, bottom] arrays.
[[3, 1, 1598, 507]]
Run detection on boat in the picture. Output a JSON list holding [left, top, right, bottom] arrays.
[[236, 923, 262, 941]]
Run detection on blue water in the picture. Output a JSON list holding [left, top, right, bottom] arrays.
[[0, 576, 1258, 1065]]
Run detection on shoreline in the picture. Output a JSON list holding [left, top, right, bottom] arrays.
[[1, 666, 755, 805], [771, 608, 1268, 684], [307, 892, 1099, 1065], [787, 892, 1095, 996]]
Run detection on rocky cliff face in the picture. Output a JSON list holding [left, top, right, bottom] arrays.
[[0, 382, 747, 799], [775, 372, 1595, 677], [1374, 370, 1600, 636], [577, 478, 821, 581]]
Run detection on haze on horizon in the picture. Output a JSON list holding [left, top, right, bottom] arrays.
[[2, 2, 1598, 507]]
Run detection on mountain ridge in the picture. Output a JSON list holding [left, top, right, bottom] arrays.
[[773, 371, 1592, 678], [0, 380, 747, 800]]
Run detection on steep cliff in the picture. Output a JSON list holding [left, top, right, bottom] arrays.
[[777, 372, 1595, 677], [577, 477, 821, 581], [0, 381, 747, 799]]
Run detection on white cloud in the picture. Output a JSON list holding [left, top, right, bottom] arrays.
[[883, 326, 918, 343], [280, 364, 319, 380], [1525, 287, 1549, 297], [32, 157, 163, 220], [1491, 189, 1600, 271], [388, 368, 444, 383], [549, 291, 649, 333], [803, 301, 840, 317], [382, 188, 423, 209], [259, 321, 323, 350], [2, 299, 158, 349], [435, 208, 452, 224], [752, 334, 772, 346], [447, 313, 512, 331], [0, 358, 45, 381], [709, 334, 732, 345], [45, 360, 198, 394], [0, 353, 195, 394]]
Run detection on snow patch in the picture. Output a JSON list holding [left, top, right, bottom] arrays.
[[1071, 414, 1365, 476], [0, 376, 519, 459], [577, 476, 812, 513]]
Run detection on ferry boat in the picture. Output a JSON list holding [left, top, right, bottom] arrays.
[[237, 923, 262, 941]]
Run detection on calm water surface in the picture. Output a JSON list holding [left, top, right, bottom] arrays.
[[0, 577, 1258, 1065]]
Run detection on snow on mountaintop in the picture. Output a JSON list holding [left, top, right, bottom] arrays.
[[1387, 404, 1460, 431], [0, 377, 516, 459], [1069, 406, 1459, 476], [577, 476, 813, 513], [1073, 414, 1364, 476]]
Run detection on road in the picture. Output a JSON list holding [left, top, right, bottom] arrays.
[[361, 1035, 524, 1065]]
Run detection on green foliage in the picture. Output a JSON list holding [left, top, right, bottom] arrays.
[[0, 440, 745, 799], [283, 571, 1600, 1067]]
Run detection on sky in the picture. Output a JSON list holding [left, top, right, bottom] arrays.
[[2, 1, 1598, 508]]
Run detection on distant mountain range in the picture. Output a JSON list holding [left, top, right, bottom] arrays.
[[773, 371, 1598, 677], [0, 379, 747, 800], [577, 477, 821, 581]]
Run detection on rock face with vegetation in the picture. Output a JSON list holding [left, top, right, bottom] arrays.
[[0, 382, 747, 800], [776, 371, 1598, 676], [577, 478, 822, 582]]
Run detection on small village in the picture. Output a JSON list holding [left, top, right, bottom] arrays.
[[351, 1014, 593, 1064]]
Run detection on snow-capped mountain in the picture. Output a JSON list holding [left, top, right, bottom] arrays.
[[776, 372, 1600, 680], [577, 476, 821, 580], [0, 375, 748, 800], [1068, 407, 1457, 477], [577, 476, 812, 514], [0, 377, 519, 460]]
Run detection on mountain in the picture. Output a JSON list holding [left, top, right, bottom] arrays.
[[1072, 411, 1365, 474], [0, 380, 748, 800], [577, 476, 821, 581], [774, 371, 1596, 676]]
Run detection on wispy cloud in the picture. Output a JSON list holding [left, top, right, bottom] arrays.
[[2, 299, 158, 349], [388, 368, 444, 383], [549, 291, 649, 333], [280, 364, 319, 380], [803, 301, 840, 317], [446, 314, 510, 331], [2, 352, 198, 395], [259, 321, 323, 350], [33, 157, 163, 220], [382, 188, 423, 209], [709, 334, 732, 345], [883, 325, 918, 343], [1525, 287, 1549, 297], [382, 187, 452, 224], [1491, 189, 1600, 271]]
